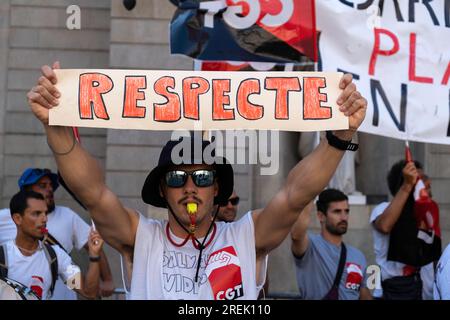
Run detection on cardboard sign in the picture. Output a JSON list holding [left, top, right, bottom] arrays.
[[49, 69, 347, 132], [317, 1, 450, 144]]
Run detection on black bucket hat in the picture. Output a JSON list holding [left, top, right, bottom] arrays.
[[141, 137, 234, 208]]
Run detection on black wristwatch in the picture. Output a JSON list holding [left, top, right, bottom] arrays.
[[326, 131, 359, 151], [89, 256, 101, 262]]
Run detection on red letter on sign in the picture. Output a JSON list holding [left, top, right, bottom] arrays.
[[369, 28, 399, 76], [123, 76, 147, 118], [265, 77, 301, 119], [237, 79, 263, 120], [154, 76, 181, 122], [442, 61, 450, 86], [183, 77, 210, 120], [212, 79, 234, 120], [303, 77, 331, 120], [409, 33, 433, 84], [79, 73, 113, 120]]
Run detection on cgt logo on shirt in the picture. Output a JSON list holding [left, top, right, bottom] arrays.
[[345, 263, 363, 291], [30, 276, 44, 299], [205, 246, 244, 300]]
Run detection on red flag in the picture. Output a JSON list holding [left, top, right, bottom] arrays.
[[197, 60, 310, 72], [405, 142, 441, 241], [200, 61, 252, 71], [250, 0, 317, 61], [170, 0, 317, 62]]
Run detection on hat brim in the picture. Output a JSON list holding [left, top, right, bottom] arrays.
[[141, 160, 233, 208]]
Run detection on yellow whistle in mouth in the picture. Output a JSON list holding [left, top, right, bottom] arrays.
[[187, 203, 197, 215]]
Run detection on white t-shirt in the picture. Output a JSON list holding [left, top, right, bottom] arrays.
[[0, 206, 90, 300], [46, 206, 91, 253], [0, 209, 17, 244], [434, 244, 450, 299], [129, 211, 267, 300], [370, 202, 435, 299], [3, 240, 81, 300]]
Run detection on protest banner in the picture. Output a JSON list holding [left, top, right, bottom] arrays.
[[49, 69, 347, 132], [317, 0, 450, 144]]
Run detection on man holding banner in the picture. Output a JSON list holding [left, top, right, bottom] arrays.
[[26, 61, 366, 299]]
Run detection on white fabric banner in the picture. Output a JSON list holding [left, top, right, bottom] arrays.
[[49, 69, 347, 132], [317, 0, 450, 144]]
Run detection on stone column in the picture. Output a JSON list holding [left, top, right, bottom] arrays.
[[0, 0, 10, 207]]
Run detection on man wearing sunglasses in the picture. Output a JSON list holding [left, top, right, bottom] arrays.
[[217, 191, 239, 223], [27, 62, 367, 299]]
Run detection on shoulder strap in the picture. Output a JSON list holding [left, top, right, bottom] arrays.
[[44, 233, 68, 254], [0, 245, 8, 278], [43, 243, 58, 297], [332, 242, 347, 288]]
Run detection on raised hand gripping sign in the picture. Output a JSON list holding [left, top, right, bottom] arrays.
[[49, 69, 347, 132]]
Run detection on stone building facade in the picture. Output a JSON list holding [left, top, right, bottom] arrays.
[[1, 0, 449, 295]]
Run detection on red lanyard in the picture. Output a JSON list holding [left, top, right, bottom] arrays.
[[166, 223, 217, 249]]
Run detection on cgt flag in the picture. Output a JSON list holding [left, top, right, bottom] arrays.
[[169, 0, 317, 63]]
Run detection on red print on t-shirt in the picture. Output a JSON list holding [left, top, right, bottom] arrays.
[[345, 263, 363, 291], [30, 275, 44, 299], [205, 246, 244, 300]]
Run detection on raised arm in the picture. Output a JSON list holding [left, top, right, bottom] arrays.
[[290, 202, 313, 257], [253, 74, 367, 258], [83, 243, 115, 297], [373, 161, 417, 234], [76, 230, 103, 299], [98, 250, 115, 297], [27, 62, 138, 255]]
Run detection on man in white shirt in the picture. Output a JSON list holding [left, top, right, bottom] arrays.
[[26, 61, 367, 299], [0, 167, 114, 299], [0, 190, 103, 300], [214, 191, 271, 298], [0, 209, 17, 245]]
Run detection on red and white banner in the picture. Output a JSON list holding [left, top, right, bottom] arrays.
[[317, 1, 450, 144], [49, 69, 347, 132]]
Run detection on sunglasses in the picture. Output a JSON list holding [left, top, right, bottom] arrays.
[[164, 170, 216, 188], [228, 197, 240, 206]]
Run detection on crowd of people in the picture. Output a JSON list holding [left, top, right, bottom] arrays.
[[0, 62, 449, 300]]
